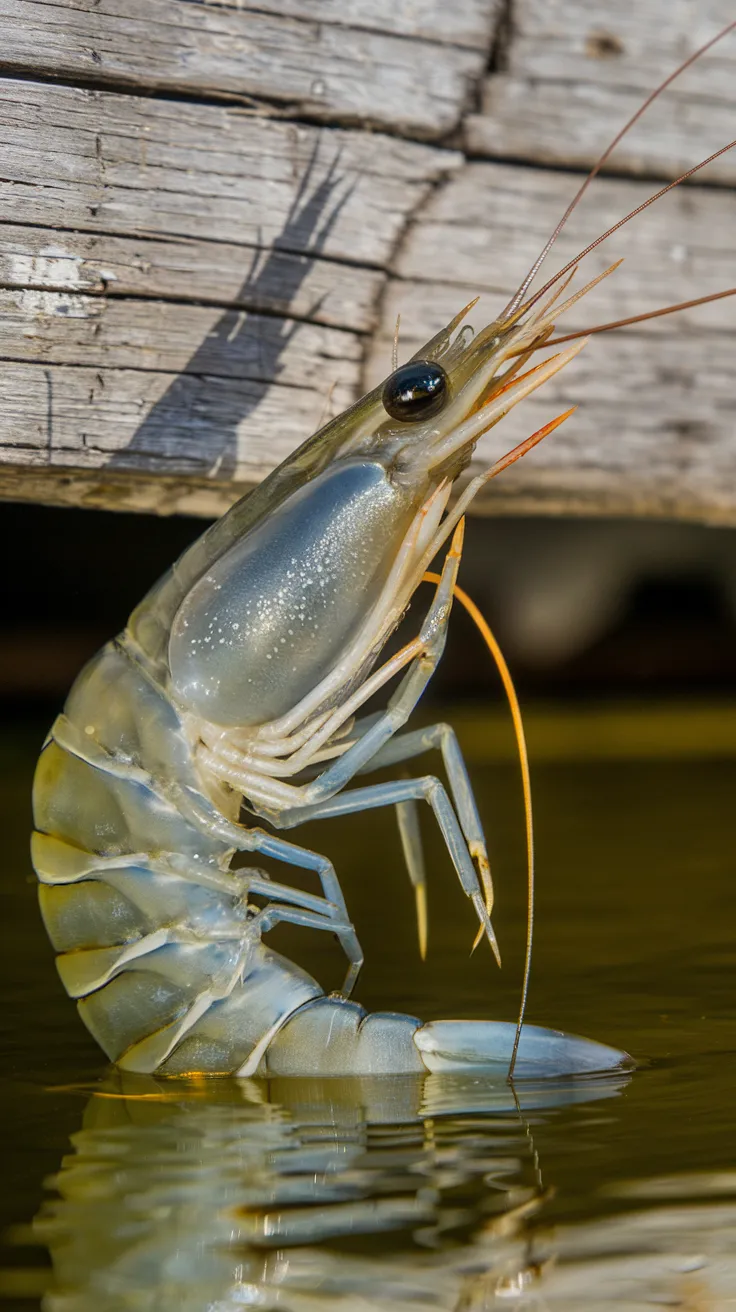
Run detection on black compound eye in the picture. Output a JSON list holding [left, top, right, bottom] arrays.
[[382, 360, 449, 423]]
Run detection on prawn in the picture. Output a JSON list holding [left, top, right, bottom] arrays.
[[31, 24, 736, 1080]]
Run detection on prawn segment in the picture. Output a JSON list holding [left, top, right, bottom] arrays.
[[257, 998, 426, 1077]]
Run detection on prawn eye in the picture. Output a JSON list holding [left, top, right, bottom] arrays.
[[382, 360, 449, 423]]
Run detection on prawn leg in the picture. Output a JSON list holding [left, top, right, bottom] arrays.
[[278, 536, 496, 957], [275, 776, 498, 964], [361, 722, 486, 865], [360, 721, 492, 957], [394, 797, 428, 957], [297, 522, 463, 802], [240, 829, 364, 994], [182, 817, 366, 996], [200, 524, 498, 959]]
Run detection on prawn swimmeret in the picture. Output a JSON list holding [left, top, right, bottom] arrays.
[[31, 27, 736, 1080]]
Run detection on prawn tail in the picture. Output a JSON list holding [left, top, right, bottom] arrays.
[[255, 996, 631, 1079]]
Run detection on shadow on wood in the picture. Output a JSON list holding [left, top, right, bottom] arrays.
[[108, 144, 352, 481]]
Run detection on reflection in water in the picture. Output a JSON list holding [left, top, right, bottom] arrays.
[[31, 1070, 628, 1310]]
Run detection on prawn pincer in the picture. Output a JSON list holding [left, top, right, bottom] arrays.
[[31, 24, 736, 1080]]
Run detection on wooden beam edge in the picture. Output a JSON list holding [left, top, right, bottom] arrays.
[[5, 462, 736, 528]]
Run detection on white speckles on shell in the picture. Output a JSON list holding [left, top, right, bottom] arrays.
[[169, 461, 414, 727]]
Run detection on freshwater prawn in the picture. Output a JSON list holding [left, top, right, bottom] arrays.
[[31, 23, 736, 1080]]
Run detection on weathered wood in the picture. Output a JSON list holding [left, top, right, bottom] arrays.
[[0, 0, 495, 139], [467, 0, 736, 184], [379, 162, 736, 332], [195, 0, 498, 48], [0, 80, 457, 260], [0, 294, 362, 494], [367, 161, 736, 524], [0, 291, 362, 387], [0, 359, 338, 480], [0, 79, 462, 506], [0, 226, 382, 331], [0, 464, 252, 518], [0, 0, 734, 525]]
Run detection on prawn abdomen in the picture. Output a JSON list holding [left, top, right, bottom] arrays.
[[31, 651, 630, 1080], [32, 641, 326, 1075]]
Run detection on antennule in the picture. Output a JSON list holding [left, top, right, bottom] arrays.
[[524, 137, 736, 317], [500, 19, 736, 321], [523, 286, 736, 352]]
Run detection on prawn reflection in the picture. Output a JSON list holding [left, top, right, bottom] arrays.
[[32, 1069, 629, 1311]]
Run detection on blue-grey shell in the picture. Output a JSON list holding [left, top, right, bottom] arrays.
[[168, 460, 414, 726]]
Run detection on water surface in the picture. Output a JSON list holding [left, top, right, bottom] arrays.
[[0, 711, 734, 1308]]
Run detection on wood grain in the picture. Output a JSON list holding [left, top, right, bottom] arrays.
[[467, 0, 736, 183], [0, 80, 457, 261], [0, 291, 362, 387], [367, 161, 736, 524], [0, 226, 382, 331], [0, 0, 494, 139], [193, 0, 499, 48], [0, 78, 461, 504], [0, 358, 337, 482]]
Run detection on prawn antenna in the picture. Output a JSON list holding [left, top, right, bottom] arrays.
[[523, 136, 736, 318], [392, 313, 401, 372], [501, 18, 736, 321], [524, 285, 736, 352], [421, 407, 578, 1070], [423, 544, 536, 1081]]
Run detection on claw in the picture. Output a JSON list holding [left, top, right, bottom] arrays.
[[471, 891, 502, 967], [469, 843, 499, 963], [471, 841, 495, 915]]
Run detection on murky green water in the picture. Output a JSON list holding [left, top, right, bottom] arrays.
[[0, 712, 734, 1309]]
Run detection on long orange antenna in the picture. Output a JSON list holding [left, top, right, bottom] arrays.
[[501, 19, 736, 320], [423, 555, 535, 1082], [418, 405, 579, 1069]]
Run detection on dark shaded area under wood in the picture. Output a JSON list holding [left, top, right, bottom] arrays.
[[4, 501, 736, 706]]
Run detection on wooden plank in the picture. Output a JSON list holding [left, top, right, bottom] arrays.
[[0, 358, 345, 494], [0, 291, 359, 484], [2, 146, 735, 524], [0, 80, 461, 509], [0, 0, 493, 140], [0, 227, 382, 332], [0, 2, 734, 526], [385, 162, 736, 331], [0, 77, 399, 335], [195, 0, 499, 48], [0, 291, 362, 387], [366, 161, 736, 525], [0, 464, 250, 517], [0, 80, 456, 262], [467, 0, 736, 184]]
